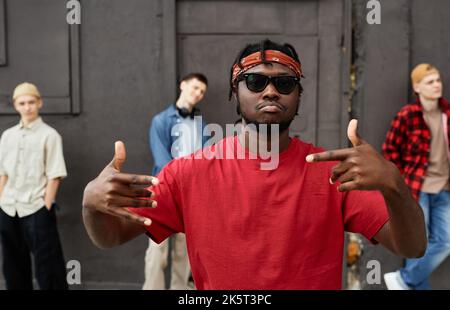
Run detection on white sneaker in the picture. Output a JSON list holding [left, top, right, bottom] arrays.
[[383, 271, 411, 290]]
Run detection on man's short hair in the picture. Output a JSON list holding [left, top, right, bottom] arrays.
[[180, 73, 208, 86], [411, 64, 440, 85]]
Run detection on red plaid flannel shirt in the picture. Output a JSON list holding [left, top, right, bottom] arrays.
[[382, 98, 450, 201]]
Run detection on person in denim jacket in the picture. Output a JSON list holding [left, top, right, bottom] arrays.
[[143, 73, 208, 290]]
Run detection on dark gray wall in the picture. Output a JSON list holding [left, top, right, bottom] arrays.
[[66, 0, 164, 287], [0, 0, 449, 289], [353, 0, 450, 289]]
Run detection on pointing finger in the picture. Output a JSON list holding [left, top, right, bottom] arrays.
[[306, 148, 353, 163], [111, 173, 160, 186]]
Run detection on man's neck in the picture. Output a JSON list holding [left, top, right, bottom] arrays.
[[175, 97, 194, 113], [420, 96, 439, 112], [238, 124, 291, 155], [21, 116, 39, 127]]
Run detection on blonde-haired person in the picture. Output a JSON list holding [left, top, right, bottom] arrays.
[[0, 82, 67, 289], [383, 64, 450, 290]]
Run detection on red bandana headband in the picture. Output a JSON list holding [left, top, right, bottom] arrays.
[[232, 50, 303, 85]]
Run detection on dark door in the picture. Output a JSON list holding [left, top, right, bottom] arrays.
[[175, 0, 350, 149]]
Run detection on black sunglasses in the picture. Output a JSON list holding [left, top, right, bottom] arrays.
[[237, 73, 300, 95]]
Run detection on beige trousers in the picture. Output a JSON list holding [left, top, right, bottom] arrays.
[[143, 233, 191, 290]]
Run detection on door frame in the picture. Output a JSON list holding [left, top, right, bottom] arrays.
[[161, 0, 352, 148]]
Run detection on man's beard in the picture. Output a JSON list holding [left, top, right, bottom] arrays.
[[237, 100, 298, 135]]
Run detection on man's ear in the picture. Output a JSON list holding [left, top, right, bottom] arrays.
[[12, 100, 19, 112], [413, 83, 421, 94], [37, 98, 43, 109], [180, 80, 187, 92]]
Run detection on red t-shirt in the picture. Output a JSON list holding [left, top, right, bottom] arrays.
[[130, 136, 389, 289]]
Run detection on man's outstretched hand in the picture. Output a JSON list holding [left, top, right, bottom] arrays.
[[82, 141, 159, 226], [305, 119, 401, 192]]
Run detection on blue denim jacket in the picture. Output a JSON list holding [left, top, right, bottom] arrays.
[[149, 104, 208, 175]]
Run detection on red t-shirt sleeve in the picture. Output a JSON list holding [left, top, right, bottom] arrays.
[[342, 190, 390, 244], [128, 160, 185, 244]]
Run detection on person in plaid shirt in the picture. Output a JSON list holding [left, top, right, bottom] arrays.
[[383, 64, 450, 290]]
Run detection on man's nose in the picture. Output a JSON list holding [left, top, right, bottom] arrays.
[[262, 82, 280, 100]]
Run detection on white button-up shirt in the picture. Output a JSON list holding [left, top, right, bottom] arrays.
[[0, 117, 67, 217]]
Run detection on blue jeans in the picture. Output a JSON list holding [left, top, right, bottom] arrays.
[[400, 190, 450, 290]]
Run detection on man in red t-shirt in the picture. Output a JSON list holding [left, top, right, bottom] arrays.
[[82, 39, 427, 289]]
